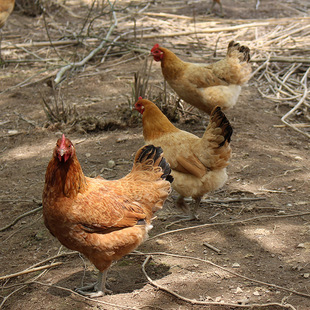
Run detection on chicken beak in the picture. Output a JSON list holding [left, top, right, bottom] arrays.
[[58, 148, 70, 162]]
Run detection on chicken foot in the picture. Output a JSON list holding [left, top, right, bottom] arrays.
[[167, 196, 201, 227], [75, 269, 112, 297]]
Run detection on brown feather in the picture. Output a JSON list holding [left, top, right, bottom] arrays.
[[43, 139, 172, 275]]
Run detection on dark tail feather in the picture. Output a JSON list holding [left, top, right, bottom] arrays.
[[210, 106, 233, 147], [135, 145, 173, 183], [228, 40, 251, 62]]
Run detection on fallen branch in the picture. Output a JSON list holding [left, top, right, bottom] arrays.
[[1, 39, 82, 50], [200, 197, 266, 203], [0, 263, 62, 281], [31, 281, 139, 309], [133, 22, 269, 39], [141, 255, 298, 309], [26, 251, 78, 271], [203, 242, 222, 254], [149, 211, 310, 241], [54, 1, 118, 84], [0, 205, 42, 232], [281, 67, 310, 138]]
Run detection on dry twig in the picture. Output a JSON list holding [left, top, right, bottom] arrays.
[[141, 255, 298, 309], [54, 1, 118, 84], [0, 205, 42, 232], [148, 211, 310, 241]]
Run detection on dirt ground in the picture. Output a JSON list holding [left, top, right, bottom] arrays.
[[0, 0, 310, 309]]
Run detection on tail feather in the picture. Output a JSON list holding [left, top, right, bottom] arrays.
[[210, 106, 233, 147], [227, 40, 251, 63], [134, 145, 173, 183]]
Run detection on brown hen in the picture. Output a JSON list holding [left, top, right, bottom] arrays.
[[134, 98, 232, 222], [151, 41, 251, 115], [43, 135, 172, 297]]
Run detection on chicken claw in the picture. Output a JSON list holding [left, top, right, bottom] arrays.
[[75, 270, 112, 297]]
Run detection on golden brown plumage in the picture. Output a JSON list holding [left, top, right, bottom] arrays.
[[43, 135, 172, 297], [0, 0, 14, 28], [134, 98, 233, 221], [208, 0, 223, 16], [151, 41, 251, 115]]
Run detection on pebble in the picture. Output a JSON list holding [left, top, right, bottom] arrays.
[[303, 273, 310, 278], [85, 153, 91, 158], [155, 239, 166, 245], [237, 298, 249, 305], [297, 243, 305, 248], [235, 287, 243, 293], [108, 160, 116, 168], [116, 138, 127, 143], [253, 291, 260, 296], [232, 263, 240, 268]]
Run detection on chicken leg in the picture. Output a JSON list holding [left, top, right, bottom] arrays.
[[167, 196, 201, 227], [75, 269, 112, 297]]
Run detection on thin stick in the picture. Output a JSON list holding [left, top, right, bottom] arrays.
[[1, 39, 82, 50], [203, 242, 222, 254], [0, 285, 26, 308], [26, 251, 78, 271], [148, 212, 310, 241], [32, 281, 139, 309], [0, 263, 62, 281], [54, 1, 118, 84], [143, 12, 193, 20], [132, 22, 270, 39], [140, 252, 310, 299], [281, 67, 310, 138], [250, 57, 310, 64], [141, 255, 297, 309], [199, 197, 266, 203], [0, 205, 42, 232]]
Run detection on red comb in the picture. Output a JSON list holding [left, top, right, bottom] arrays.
[[59, 134, 66, 147], [151, 44, 159, 52], [138, 96, 143, 100]]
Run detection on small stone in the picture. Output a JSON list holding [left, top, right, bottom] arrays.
[[85, 153, 91, 158], [253, 291, 260, 296], [235, 287, 243, 293], [8, 130, 18, 135], [108, 160, 116, 168], [278, 210, 286, 215], [303, 273, 310, 278], [297, 243, 305, 248], [215, 296, 221, 302], [237, 298, 249, 305], [232, 263, 240, 268], [34, 232, 44, 241], [155, 239, 166, 245], [116, 137, 127, 143]]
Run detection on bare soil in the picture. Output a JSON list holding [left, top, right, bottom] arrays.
[[0, 1, 309, 310]]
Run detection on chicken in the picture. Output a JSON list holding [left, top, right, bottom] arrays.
[[134, 98, 233, 222], [151, 41, 251, 115], [42, 135, 173, 297], [207, 0, 223, 16], [0, 0, 14, 28], [0, 0, 15, 60]]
